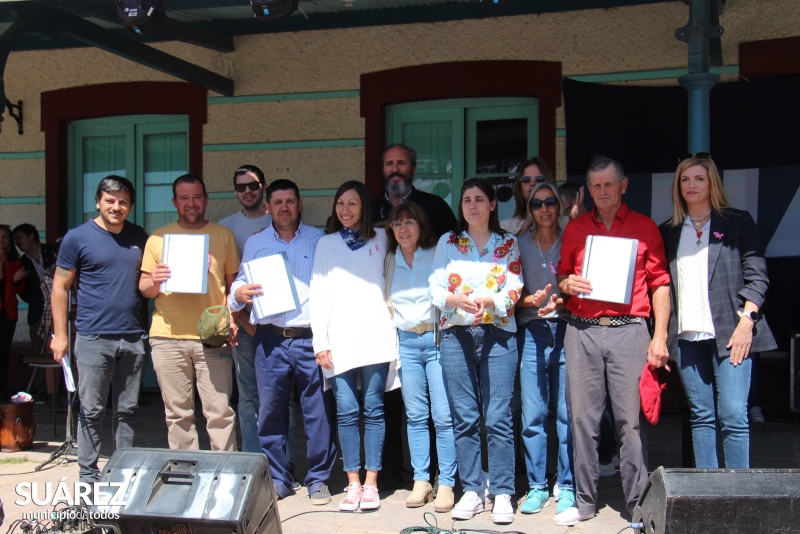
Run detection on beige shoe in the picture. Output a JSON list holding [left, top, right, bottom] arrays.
[[406, 481, 433, 508], [434, 485, 455, 513]]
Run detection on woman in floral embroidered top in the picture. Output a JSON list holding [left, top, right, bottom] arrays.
[[428, 178, 523, 525]]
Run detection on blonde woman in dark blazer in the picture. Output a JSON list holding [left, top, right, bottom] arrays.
[[659, 153, 776, 468]]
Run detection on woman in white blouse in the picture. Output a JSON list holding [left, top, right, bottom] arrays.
[[385, 201, 456, 513], [429, 178, 523, 525], [310, 181, 397, 511]]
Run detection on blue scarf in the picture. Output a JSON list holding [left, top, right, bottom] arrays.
[[340, 227, 367, 251]]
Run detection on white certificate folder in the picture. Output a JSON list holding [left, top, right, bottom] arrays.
[[579, 235, 639, 305], [160, 234, 209, 294], [243, 252, 300, 321]]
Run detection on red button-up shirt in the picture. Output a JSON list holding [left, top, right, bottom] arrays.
[[558, 203, 670, 318]]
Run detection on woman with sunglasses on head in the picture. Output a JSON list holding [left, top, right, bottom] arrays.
[[429, 178, 523, 525], [501, 157, 583, 236], [384, 202, 457, 513], [514, 183, 575, 515], [659, 153, 776, 468], [0, 224, 27, 400], [310, 181, 398, 511]]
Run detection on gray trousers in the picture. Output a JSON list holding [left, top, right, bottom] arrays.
[[564, 320, 650, 517], [75, 333, 145, 483]]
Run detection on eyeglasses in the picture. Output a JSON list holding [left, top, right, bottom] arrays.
[[529, 197, 559, 211], [678, 152, 712, 163], [234, 182, 261, 193], [389, 219, 418, 230], [521, 175, 546, 184]]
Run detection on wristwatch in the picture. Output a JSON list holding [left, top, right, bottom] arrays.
[[737, 310, 759, 323]]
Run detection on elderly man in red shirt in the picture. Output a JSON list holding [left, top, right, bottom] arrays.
[[554, 156, 670, 526]]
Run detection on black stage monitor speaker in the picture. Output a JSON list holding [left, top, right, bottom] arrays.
[[634, 467, 800, 533], [90, 448, 282, 534]]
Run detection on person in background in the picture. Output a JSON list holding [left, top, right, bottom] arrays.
[[429, 178, 523, 525], [558, 182, 583, 219], [659, 153, 776, 468], [514, 182, 575, 515], [385, 202, 457, 513], [0, 224, 26, 400], [218, 165, 272, 454], [13, 223, 57, 403], [311, 180, 398, 512]]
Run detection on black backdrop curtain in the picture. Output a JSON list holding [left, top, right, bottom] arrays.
[[563, 75, 800, 349]]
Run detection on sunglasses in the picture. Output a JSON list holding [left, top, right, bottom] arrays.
[[234, 182, 261, 193], [529, 197, 559, 211], [521, 175, 546, 184], [389, 219, 418, 230], [678, 152, 712, 163]]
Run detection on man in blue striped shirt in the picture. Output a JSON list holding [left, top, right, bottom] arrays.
[[230, 179, 337, 505]]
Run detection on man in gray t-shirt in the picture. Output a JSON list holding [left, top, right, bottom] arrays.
[[218, 165, 271, 454]]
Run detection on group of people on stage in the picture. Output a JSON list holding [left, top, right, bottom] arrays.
[[2, 141, 774, 527]]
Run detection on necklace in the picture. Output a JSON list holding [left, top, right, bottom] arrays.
[[533, 231, 560, 269], [689, 211, 711, 245]]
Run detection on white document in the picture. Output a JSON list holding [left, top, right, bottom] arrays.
[[61, 353, 76, 393], [243, 252, 300, 321], [579, 235, 639, 305], [160, 234, 209, 294]]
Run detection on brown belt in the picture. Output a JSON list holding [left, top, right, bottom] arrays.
[[403, 323, 436, 334], [257, 324, 312, 338]]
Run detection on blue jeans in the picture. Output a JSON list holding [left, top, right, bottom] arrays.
[[232, 328, 260, 453], [517, 319, 574, 491], [678, 339, 752, 468], [255, 331, 337, 497], [331, 363, 390, 473], [75, 333, 145, 482], [440, 325, 517, 495], [398, 330, 457, 488]]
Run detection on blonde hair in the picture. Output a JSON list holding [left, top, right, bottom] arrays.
[[668, 156, 730, 227]]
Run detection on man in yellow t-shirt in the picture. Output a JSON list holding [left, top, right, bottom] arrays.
[[140, 174, 240, 451]]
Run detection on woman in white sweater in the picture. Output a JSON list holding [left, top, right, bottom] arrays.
[[310, 180, 397, 512]]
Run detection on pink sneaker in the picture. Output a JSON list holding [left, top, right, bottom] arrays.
[[339, 482, 362, 511], [359, 484, 381, 511]]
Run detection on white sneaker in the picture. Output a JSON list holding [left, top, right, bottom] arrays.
[[452, 491, 484, 520], [554, 506, 591, 526], [599, 461, 617, 477], [553, 482, 561, 501], [750, 406, 766, 423], [492, 494, 514, 524]]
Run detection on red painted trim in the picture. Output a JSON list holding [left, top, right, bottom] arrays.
[[740, 36, 800, 78], [360, 61, 562, 199], [40, 82, 207, 240]]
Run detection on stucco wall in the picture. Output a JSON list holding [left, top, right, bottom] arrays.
[[1, 0, 798, 230]]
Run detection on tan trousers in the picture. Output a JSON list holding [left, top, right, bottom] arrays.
[[150, 337, 236, 451]]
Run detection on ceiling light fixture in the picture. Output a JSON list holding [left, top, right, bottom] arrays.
[[250, 0, 299, 21], [115, 0, 166, 34]]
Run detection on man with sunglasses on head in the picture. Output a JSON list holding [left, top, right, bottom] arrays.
[[554, 156, 670, 527], [218, 165, 272, 454]]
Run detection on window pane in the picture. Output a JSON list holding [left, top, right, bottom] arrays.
[[81, 136, 126, 222], [403, 122, 454, 206], [475, 118, 527, 222], [143, 132, 188, 233]]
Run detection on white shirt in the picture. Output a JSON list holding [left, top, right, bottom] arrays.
[[390, 247, 437, 331], [676, 217, 715, 341]]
